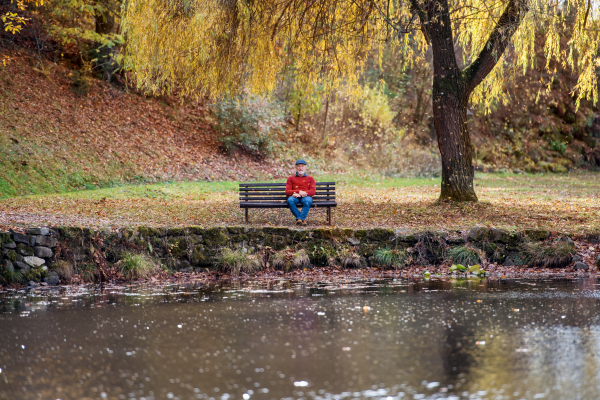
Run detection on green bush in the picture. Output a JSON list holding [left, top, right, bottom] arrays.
[[118, 252, 158, 280], [212, 95, 285, 157], [217, 248, 262, 274], [372, 248, 406, 269], [448, 246, 481, 266], [550, 141, 567, 155]]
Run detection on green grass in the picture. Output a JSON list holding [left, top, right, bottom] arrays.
[[1, 171, 599, 234], [372, 248, 407, 269], [217, 248, 263, 274], [117, 252, 158, 280], [448, 246, 481, 266]]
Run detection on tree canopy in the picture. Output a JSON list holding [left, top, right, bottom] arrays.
[[122, 0, 600, 201], [123, 0, 599, 107]]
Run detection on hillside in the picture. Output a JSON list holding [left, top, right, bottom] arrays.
[[0, 50, 328, 198]]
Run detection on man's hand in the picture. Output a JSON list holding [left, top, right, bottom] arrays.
[[299, 191, 307, 197], [292, 193, 301, 198]]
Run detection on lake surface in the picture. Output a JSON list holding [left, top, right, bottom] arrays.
[[2, 278, 600, 400]]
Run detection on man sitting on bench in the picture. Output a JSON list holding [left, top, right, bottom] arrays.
[[286, 159, 316, 225]]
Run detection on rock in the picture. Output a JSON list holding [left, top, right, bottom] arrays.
[[513, 169, 526, 174], [34, 246, 53, 258], [347, 237, 360, 245], [558, 236, 575, 246], [40, 282, 48, 286], [2, 241, 16, 249], [16, 254, 23, 262], [11, 231, 30, 244], [23, 256, 45, 267], [28, 281, 38, 287], [35, 236, 58, 247], [4, 260, 14, 273], [524, 229, 550, 241], [46, 272, 59, 286], [574, 262, 589, 270], [17, 243, 33, 256], [572, 255, 583, 262], [15, 261, 29, 271], [596, 254, 600, 267], [25, 228, 50, 236]]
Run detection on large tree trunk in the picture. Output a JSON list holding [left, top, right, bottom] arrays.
[[433, 91, 477, 201], [410, 0, 525, 201]]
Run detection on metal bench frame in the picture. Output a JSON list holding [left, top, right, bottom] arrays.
[[239, 182, 337, 225]]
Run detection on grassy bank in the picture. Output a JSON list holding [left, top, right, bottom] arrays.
[[1, 172, 599, 235]]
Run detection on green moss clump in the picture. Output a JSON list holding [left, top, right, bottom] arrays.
[[5, 250, 17, 262], [167, 227, 186, 236], [369, 228, 395, 242], [0, 232, 11, 244], [191, 245, 210, 266], [17, 243, 33, 256], [167, 237, 188, 258], [204, 228, 229, 247]]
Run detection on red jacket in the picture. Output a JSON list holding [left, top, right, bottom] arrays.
[[286, 174, 316, 196]]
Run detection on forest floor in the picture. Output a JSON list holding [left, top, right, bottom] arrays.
[[1, 172, 599, 235]]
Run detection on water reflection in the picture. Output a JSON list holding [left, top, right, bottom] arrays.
[[1, 278, 600, 399]]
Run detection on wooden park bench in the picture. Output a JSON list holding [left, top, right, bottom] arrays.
[[239, 182, 337, 225]]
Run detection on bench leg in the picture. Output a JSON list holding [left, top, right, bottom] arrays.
[[327, 207, 331, 225], [245, 208, 249, 223]]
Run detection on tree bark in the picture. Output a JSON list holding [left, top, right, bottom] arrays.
[[410, 0, 526, 201]]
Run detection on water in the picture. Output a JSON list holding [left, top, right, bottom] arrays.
[[2, 278, 600, 400]]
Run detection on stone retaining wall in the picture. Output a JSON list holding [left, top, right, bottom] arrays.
[[1, 226, 599, 285]]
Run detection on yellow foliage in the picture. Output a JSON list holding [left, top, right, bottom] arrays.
[[122, 0, 600, 109]]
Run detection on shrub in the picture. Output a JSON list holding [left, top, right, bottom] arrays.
[[53, 260, 74, 282], [212, 95, 285, 157], [522, 240, 574, 268], [372, 248, 406, 269], [217, 248, 262, 274], [79, 263, 97, 282], [339, 249, 367, 269], [0, 264, 23, 285], [118, 252, 158, 280], [293, 249, 311, 269], [272, 248, 311, 271], [448, 246, 481, 266]]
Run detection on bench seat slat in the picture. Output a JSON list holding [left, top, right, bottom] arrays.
[[240, 187, 335, 192], [240, 197, 334, 201], [240, 192, 335, 196], [240, 201, 337, 208]]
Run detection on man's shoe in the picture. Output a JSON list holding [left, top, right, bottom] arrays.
[[302, 220, 308, 226], [296, 219, 303, 225]]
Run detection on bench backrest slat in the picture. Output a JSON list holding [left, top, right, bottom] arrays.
[[239, 182, 336, 203]]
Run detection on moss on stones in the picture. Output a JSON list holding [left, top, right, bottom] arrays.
[[167, 237, 189, 258], [524, 229, 550, 241], [17, 243, 34, 256], [191, 245, 210, 266], [0, 232, 11, 244], [369, 228, 395, 242], [5, 250, 17, 262], [204, 228, 229, 247]]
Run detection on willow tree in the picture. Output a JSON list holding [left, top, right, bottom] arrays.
[[123, 0, 600, 201]]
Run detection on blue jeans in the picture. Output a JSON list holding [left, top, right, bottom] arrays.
[[287, 196, 313, 221]]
